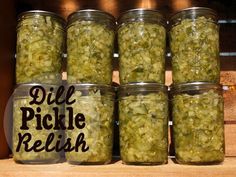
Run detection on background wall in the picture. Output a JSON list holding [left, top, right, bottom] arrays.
[[0, 0, 15, 158]]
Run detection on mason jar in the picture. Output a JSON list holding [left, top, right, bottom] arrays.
[[118, 9, 166, 84], [169, 7, 220, 84], [16, 10, 65, 84], [171, 82, 225, 164], [65, 84, 114, 164], [12, 84, 62, 164], [67, 10, 115, 84], [119, 83, 168, 165]]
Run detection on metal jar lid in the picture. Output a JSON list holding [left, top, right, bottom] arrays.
[[17, 10, 66, 28], [14, 83, 59, 96], [119, 82, 168, 97], [67, 83, 115, 97], [67, 9, 116, 29], [117, 8, 166, 28], [169, 7, 218, 28], [170, 82, 222, 95]]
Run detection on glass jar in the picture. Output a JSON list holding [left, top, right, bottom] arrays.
[[65, 84, 114, 164], [171, 82, 225, 164], [16, 10, 65, 84], [67, 10, 115, 84], [118, 83, 168, 165], [169, 7, 220, 84], [118, 9, 166, 84], [12, 84, 62, 164]]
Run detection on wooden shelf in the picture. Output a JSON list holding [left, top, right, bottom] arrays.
[[0, 157, 236, 177]]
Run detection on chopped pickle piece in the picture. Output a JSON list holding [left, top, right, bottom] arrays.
[[13, 88, 61, 163], [170, 16, 220, 83], [172, 90, 224, 164], [16, 15, 64, 84], [67, 21, 114, 84], [65, 90, 114, 164], [118, 22, 166, 84], [119, 92, 168, 164]]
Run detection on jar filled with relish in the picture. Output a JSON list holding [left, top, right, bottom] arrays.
[[16, 10, 65, 84], [169, 7, 220, 84], [118, 9, 166, 84], [171, 82, 225, 164], [119, 83, 169, 165], [67, 10, 115, 84]]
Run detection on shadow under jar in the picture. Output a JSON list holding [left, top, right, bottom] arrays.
[[170, 82, 225, 165], [66, 10, 115, 84], [16, 11, 65, 84], [65, 84, 115, 165], [169, 7, 220, 84], [12, 84, 62, 164], [118, 83, 168, 165], [118, 9, 166, 84]]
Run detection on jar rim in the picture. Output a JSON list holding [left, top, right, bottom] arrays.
[[170, 82, 222, 94], [119, 82, 167, 97], [15, 83, 59, 89], [169, 7, 218, 28], [67, 83, 115, 93], [117, 8, 166, 28], [67, 9, 116, 29], [14, 83, 115, 97], [14, 83, 60, 96], [17, 10, 66, 26]]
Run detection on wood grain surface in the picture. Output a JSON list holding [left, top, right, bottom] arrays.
[[0, 157, 236, 177], [225, 124, 236, 157], [224, 87, 236, 121]]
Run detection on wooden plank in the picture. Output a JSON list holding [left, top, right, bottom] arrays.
[[165, 70, 172, 86], [224, 87, 236, 121], [225, 124, 236, 157], [0, 158, 235, 177], [112, 70, 119, 85], [221, 72, 236, 85]]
